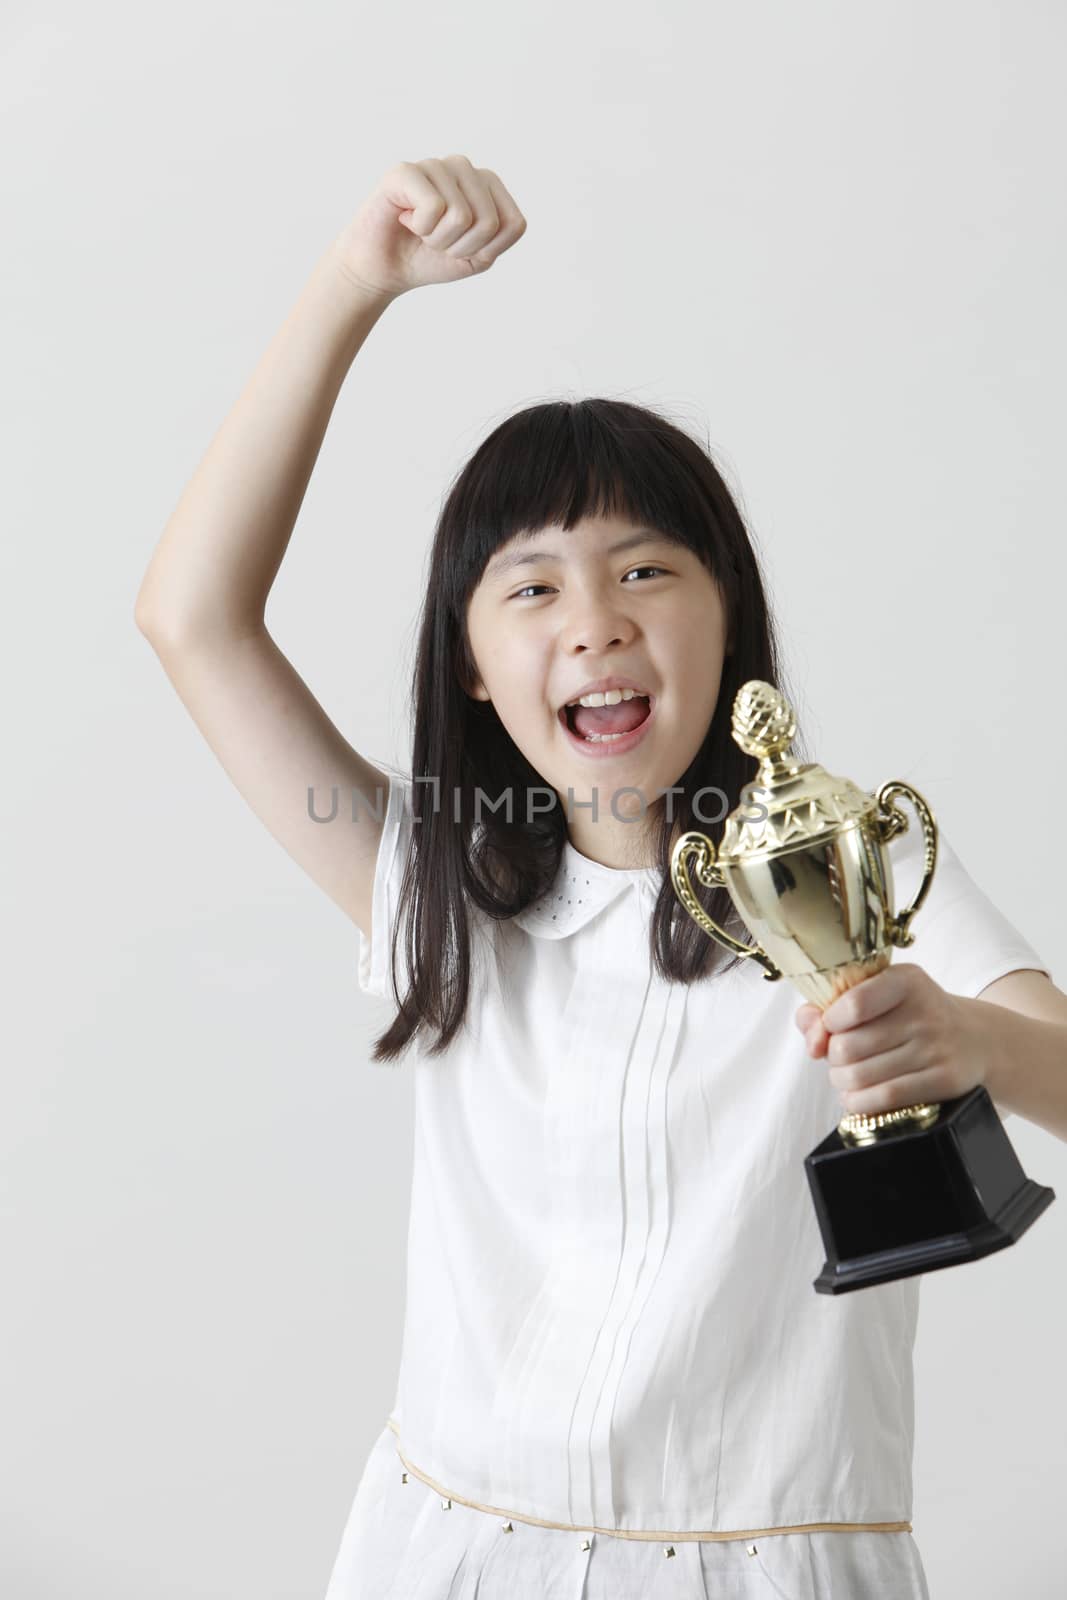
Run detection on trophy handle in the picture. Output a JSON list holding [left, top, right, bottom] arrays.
[[872, 780, 939, 949], [832, 780, 944, 1148], [670, 832, 783, 982]]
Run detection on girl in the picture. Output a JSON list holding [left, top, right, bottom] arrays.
[[136, 154, 1067, 1599]]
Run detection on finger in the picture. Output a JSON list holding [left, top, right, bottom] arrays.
[[469, 168, 527, 264], [826, 1016, 908, 1070], [837, 1064, 949, 1117], [384, 160, 451, 238], [417, 156, 483, 251], [828, 1038, 916, 1093], [822, 966, 910, 1032], [438, 157, 501, 257]]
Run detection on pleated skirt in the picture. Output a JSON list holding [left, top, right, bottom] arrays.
[[323, 1423, 931, 1600]]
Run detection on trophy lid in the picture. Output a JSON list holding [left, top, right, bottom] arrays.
[[719, 680, 875, 862]]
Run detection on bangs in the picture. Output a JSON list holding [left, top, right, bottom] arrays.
[[444, 399, 723, 602]]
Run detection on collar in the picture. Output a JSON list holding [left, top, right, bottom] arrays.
[[511, 839, 662, 940]]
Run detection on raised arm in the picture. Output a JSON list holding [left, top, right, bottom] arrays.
[[134, 156, 526, 936], [134, 247, 397, 933]]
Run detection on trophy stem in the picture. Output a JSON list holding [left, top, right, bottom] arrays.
[[837, 1103, 940, 1146]]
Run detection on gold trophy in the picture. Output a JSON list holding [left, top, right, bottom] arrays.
[[670, 680, 1055, 1294]]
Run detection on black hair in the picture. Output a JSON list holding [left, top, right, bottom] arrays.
[[370, 396, 809, 1062]]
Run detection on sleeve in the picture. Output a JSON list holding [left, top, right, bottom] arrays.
[[888, 822, 1052, 1001], [887, 823, 1052, 1123], [356, 767, 415, 1001]]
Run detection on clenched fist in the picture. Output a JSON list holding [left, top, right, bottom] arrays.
[[795, 962, 990, 1117], [330, 153, 527, 301]]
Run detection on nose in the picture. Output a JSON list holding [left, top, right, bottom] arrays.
[[562, 585, 638, 654]]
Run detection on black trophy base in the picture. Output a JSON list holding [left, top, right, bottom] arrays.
[[803, 1085, 1055, 1295]]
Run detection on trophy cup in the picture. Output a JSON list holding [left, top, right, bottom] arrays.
[[670, 680, 1055, 1295]]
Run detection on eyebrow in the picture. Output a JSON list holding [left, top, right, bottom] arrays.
[[486, 530, 680, 580]]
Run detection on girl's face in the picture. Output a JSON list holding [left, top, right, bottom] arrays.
[[464, 515, 732, 868]]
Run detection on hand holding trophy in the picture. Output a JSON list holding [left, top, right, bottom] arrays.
[[670, 680, 1055, 1295]]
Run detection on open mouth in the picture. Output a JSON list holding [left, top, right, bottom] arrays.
[[558, 691, 657, 754]]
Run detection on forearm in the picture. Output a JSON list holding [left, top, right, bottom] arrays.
[[962, 996, 1067, 1142], [134, 247, 394, 643]]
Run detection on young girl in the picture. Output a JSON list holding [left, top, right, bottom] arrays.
[[136, 154, 1067, 1600]]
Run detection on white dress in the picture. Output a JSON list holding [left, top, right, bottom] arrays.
[[325, 767, 1050, 1599]]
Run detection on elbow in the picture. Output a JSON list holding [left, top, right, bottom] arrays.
[[134, 591, 168, 644], [133, 592, 266, 652], [134, 589, 188, 652], [134, 592, 156, 637]]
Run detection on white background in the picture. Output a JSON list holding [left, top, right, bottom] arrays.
[[3, 1, 1065, 1594]]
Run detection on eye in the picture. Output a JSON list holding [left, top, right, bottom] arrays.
[[622, 565, 668, 582], [508, 567, 668, 600]]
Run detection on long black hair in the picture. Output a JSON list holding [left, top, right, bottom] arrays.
[[370, 396, 808, 1063]]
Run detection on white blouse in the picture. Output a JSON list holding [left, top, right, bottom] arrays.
[[338, 764, 1049, 1596]]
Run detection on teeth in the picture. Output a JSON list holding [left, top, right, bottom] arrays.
[[567, 687, 649, 709], [561, 687, 654, 743]]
